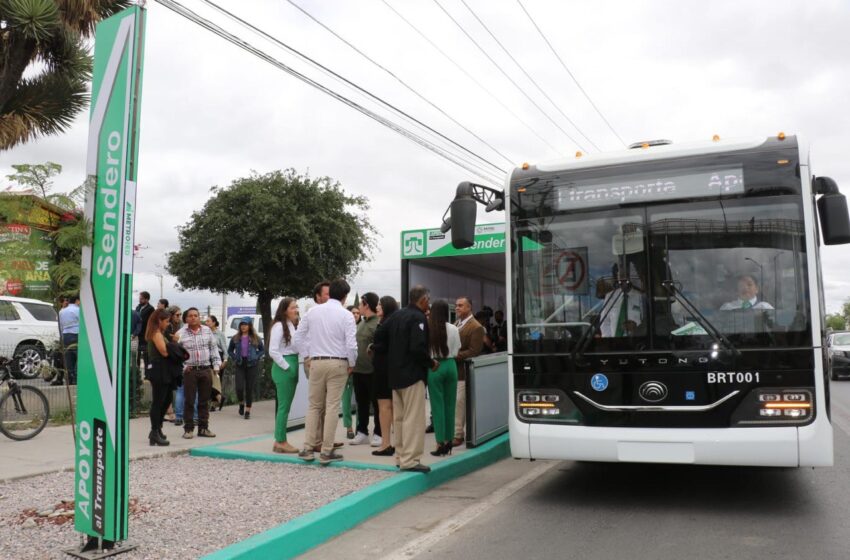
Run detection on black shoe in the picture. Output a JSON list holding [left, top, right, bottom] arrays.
[[372, 446, 395, 457], [400, 463, 431, 473], [244, 411, 250, 420], [238, 404, 245, 416], [425, 423, 434, 434], [149, 430, 169, 447], [50, 379, 64, 386], [174, 419, 183, 427], [430, 442, 448, 457], [158, 429, 168, 441]]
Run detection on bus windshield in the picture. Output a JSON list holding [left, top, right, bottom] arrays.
[[513, 196, 811, 353]]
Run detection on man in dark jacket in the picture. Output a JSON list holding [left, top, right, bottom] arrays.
[[136, 291, 155, 365], [373, 285, 435, 473]]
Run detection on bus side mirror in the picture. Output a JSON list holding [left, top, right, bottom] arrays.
[[450, 182, 477, 249], [814, 176, 850, 245]]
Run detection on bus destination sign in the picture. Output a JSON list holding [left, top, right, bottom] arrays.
[[555, 167, 745, 210]]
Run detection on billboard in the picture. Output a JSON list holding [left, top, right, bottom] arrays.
[[74, 6, 146, 543]]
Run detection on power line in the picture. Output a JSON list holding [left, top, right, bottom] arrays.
[[380, 0, 561, 156], [458, 0, 600, 151], [432, 0, 586, 152], [154, 0, 503, 186], [198, 0, 505, 179], [515, 0, 626, 147], [283, 0, 514, 168]]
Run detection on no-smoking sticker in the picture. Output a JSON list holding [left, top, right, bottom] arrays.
[[552, 248, 589, 294]]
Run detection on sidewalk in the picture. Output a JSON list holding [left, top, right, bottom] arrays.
[[0, 399, 276, 481]]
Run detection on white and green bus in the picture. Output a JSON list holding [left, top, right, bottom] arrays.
[[446, 135, 850, 466]]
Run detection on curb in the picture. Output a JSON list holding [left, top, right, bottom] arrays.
[[199, 433, 510, 560]]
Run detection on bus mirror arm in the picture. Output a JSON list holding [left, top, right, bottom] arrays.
[[441, 182, 505, 248], [661, 281, 740, 357]]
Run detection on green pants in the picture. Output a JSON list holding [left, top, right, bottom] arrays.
[[271, 355, 299, 442], [427, 358, 458, 443], [342, 376, 355, 429]]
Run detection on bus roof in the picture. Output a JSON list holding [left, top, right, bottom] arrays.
[[528, 135, 790, 175]]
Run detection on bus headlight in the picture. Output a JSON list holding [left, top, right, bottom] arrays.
[[732, 388, 814, 426], [516, 390, 581, 423]]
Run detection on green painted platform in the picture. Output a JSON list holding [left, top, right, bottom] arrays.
[[196, 433, 509, 559]]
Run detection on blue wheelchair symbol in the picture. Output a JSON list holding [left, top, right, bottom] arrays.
[[591, 373, 608, 392]]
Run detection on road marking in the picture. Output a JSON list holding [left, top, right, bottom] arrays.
[[379, 461, 558, 560]]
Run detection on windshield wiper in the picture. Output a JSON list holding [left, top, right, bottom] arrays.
[[572, 279, 629, 358], [661, 280, 739, 356]]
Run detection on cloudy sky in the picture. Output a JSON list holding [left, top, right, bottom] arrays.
[[1, 0, 849, 315]]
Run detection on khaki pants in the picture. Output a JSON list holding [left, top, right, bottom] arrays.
[[393, 381, 426, 469], [304, 359, 349, 454], [454, 380, 466, 441]]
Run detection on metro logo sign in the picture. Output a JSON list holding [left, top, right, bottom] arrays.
[[74, 6, 146, 543]]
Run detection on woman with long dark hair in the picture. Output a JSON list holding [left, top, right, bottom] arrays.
[[227, 317, 265, 420], [370, 295, 399, 456], [268, 298, 300, 453], [427, 299, 461, 456], [146, 309, 173, 446]]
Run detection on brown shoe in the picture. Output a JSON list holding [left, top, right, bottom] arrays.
[[313, 442, 345, 452], [273, 441, 298, 453], [451, 438, 464, 447], [198, 428, 216, 438]]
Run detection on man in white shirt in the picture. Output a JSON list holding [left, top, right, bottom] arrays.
[[720, 274, 774, 311], [294, 278, 357, 464], [599, 289, 646, 338]]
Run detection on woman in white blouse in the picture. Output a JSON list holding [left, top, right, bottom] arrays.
[[427, 299, 462, 457], [268, 297, 300, 453]]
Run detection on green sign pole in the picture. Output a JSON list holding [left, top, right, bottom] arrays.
[[73, 5, 146, 548]]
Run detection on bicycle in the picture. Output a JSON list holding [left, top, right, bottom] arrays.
[[0, 357, 50, 440]]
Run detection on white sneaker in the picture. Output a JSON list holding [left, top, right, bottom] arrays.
[[350, 432, 369, 445], [370, 434, 382, 447]]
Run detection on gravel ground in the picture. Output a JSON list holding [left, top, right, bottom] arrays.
[[0, 455, 391, 559]]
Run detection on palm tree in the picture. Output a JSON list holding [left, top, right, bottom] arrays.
[[0, 0, 132, 150]]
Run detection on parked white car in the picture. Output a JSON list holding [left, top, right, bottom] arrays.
[[224, 313, 264, 341], [0, 296, 59, 379]]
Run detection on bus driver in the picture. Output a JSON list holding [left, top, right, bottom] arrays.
[[719, 274, 774, 311]]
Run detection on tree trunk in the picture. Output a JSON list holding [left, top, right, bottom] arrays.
[[257, 291, 273, 350]]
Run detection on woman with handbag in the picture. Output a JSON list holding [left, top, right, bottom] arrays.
[[227, 317, 265, 420], [370, 295, 398, 457], [268, 298, 300, 453], [146, 309, 174, 446]]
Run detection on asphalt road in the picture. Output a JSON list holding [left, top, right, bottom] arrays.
[[417, 380, 850, 560]]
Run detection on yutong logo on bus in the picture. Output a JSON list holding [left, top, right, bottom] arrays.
[[597, 357, 711, 367]]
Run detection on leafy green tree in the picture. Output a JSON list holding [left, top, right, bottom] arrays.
[[842, 298, 850, 327], [825, 313, 846, 332], [167, 169, 377, 344], [0, 0, 131, 150]]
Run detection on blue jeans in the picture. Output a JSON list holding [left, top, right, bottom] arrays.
[[62, 333, 78, 385], [174, 385, 198, 421]]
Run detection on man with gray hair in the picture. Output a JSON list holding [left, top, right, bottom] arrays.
[[372, 285, 435, 473]]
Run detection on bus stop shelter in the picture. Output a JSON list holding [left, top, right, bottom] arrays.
[[400, 222, 509, 446]]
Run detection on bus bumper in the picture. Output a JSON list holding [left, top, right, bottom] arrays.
[[512, 414, 833, 467]]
